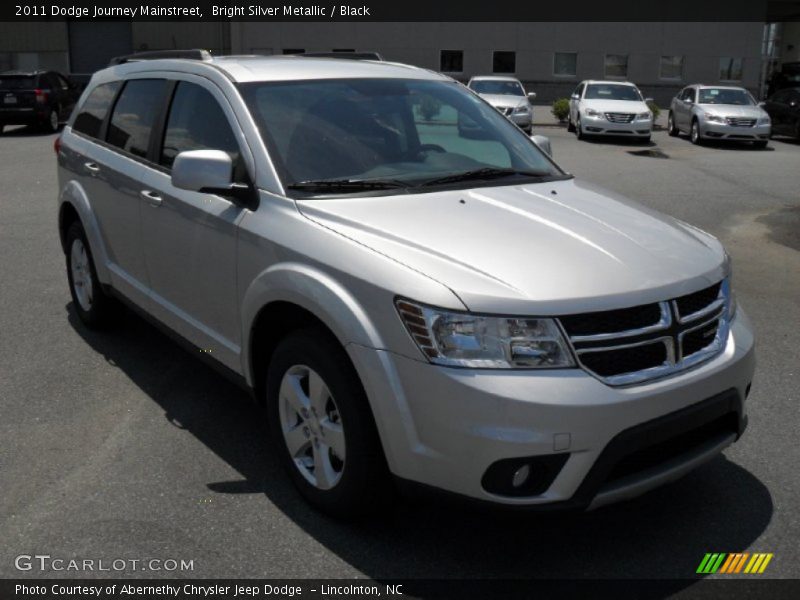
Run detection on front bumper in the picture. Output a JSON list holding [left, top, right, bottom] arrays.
[[582, 114, 651, 136], [348, 308, 755, 508], [699, 121, 770, 141], [510, 112, 532, 130], [0, 106, 46, 125]]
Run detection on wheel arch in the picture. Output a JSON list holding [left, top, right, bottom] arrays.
[[58, 181, 111, 284]]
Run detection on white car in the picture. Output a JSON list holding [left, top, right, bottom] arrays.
[[568, 80, 653, 142], [467, 76, 536, 133]]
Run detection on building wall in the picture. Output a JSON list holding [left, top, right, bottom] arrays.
[[781, 22, 800, 63], [232, 22, 765, 104], [0, 23, 69, 71]]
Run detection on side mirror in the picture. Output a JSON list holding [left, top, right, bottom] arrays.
[[645, 97, 654, 104], [571, 94, 579, 100], [531, 134, 552, 157], [758, 101, 766, 107], [172, 149, 255, 206], [527, 92, 537, 101]]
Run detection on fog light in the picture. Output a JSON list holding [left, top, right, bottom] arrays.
[[512, 464, 531, 488]]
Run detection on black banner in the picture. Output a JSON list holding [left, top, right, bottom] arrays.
[[3, 0, 797, 22]]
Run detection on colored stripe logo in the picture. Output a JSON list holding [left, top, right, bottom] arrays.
[[697, 553, 773, 574]]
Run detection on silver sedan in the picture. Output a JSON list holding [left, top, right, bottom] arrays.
[[669, 85, 771, 147]]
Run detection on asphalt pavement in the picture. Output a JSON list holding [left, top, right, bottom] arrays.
[[0, 124, 798, 586]]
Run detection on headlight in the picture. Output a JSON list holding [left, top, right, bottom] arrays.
[[396, 299, 575, 369], [757, 116, 771, 126], [585, 108, 603, 118], [513, 105, 530, 115], [636, 111, 652, 120], [704, 113, 725, 123]]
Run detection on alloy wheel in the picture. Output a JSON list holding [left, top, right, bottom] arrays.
[[70, 238, 93, 311], [278, 365, 346, 490]]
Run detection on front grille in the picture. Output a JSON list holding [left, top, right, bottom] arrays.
[[580, 341, 668, 377], [674, 282, 721, 318], [560, 304, 661, 337], [559, 281, 729, 385], [725, 117, 756, 127], [605, 112, 635, 123], [497, 106, 514, 116]]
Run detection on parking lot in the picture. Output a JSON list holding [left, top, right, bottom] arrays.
[[0, 123, 798, 585]]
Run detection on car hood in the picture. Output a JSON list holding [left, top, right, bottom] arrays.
[[478, 93, 528, 109], [296, 178, 728, 315], [698, 104, 766, 118], [581, 99, 649, 113]]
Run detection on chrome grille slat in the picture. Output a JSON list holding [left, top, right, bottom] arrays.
[[725, 117, 756, 127], [605, 112, 635, 123]]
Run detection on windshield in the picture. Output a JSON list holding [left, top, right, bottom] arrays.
[[584, 84, 642, 101], [0, 75, 37, 89], [240, 79, 565, 197], [698, 88, 755, 105], [469, 80, 525, 96]]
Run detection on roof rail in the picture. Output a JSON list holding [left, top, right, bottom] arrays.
[[296, 51, 384, 61], [109, 49, 212, 66]]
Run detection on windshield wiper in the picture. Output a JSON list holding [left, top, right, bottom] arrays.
[[287, 178, 411, 192], [419, 167, 550, 188]]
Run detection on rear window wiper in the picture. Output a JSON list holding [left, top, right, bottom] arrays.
[[287, 178, 411, 192], [419, 167, 551, 188]]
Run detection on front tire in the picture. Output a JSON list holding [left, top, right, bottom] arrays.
[[65, 220, 115, 328], [690, 119, 703, 145], [266, 328, 391, 519], [667, 112, 678, 136], [576, 114, 585, 140], [567, 114, 575, 133]]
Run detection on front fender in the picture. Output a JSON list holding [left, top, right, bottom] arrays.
[[59, 180, 111, 284], [240, 262, 385, 387]]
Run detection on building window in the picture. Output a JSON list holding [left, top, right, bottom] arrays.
[[440, 50, 464, 73], [719, 57, 743, 81], [282, 48, 305, 55], [604, 54, 628, 78], [660, 55, 684, 80], [554, 52, 577, 77], [493, 51, 516, 74]]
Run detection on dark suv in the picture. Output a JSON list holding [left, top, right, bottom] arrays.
[[0, 70, 80, 133]]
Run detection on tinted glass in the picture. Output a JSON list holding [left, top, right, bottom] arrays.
[[440, 50, 463, 73], [697, 88, 754, 105], [72, 81, 121, 139], [554, 53, 577, 76], [585, 84, 642, 101], [160, 82, 243, 179], [470, 80, 524, 96], [0, 75, 37, 89], [604, 54, 628, 78], [240, 78, 563, 195], [492, 52, 516, 74], [107, 79, 167, 158]]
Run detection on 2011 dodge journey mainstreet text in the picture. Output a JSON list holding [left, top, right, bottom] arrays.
[[56, 51, 755, 518]]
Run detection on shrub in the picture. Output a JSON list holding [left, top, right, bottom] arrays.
[[551, 98, 570, 122], [647, 100, 661, 122]]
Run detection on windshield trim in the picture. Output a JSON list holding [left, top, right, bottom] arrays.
[[239, 78, 567, 199]]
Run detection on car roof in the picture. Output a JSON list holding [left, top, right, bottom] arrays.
[[96, 55, 448, 84], [695, 84, 747, 91], [469, 75, 522, 82], [0, 70, 45, 76], [582, 80, 637, 86]]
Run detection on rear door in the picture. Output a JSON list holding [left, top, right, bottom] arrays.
[[138, 78, 252, 371], [86, 78, 168, 308]]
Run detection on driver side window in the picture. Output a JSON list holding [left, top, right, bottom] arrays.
[[160, 81, 246, 182]]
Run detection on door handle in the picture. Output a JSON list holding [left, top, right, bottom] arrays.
[[84, 161, 100, 174], [139, 190, 163, 207]]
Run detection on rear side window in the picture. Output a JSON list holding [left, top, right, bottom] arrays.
[[72, 81, 121, 139], [159, 82, 243, 179], [107, 79, 167, 158]]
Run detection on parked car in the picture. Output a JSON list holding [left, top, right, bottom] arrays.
[[56, 52, 754, 518], [668, 85, 771, 147], [568, 80, 653, 142], [467, 75, 535, 133], [761, 87, 800, 139], [0, 70, 80, 133]]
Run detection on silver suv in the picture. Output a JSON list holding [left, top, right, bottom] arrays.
[[57, 52, 755, 518]]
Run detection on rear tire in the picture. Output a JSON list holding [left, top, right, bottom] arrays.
[[667, 112, 678, 136], [42, 108, 59, 133], [65, 220, 115, 328], [266, 328, 392, 519]]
